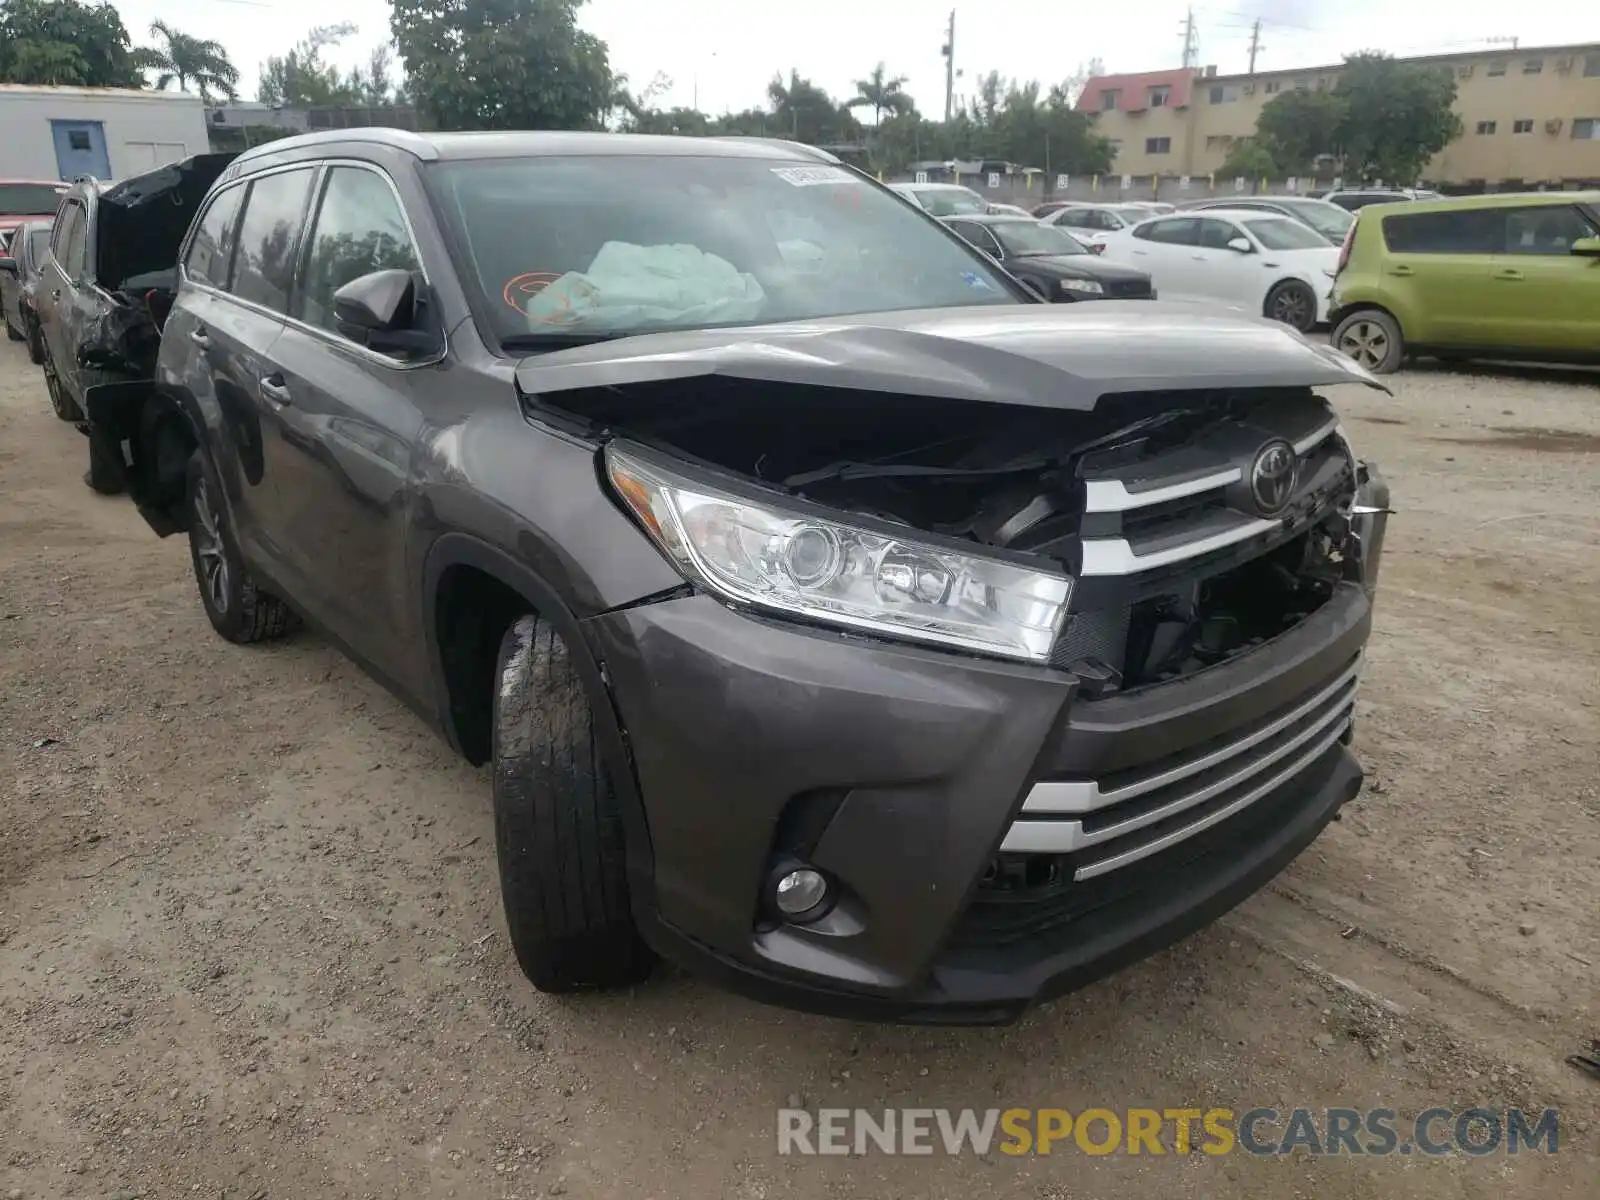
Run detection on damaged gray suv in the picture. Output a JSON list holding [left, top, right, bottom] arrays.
[[100, 130, 1392, 1023]]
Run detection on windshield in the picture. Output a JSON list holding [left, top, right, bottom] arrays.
[[1275, 199, 1354, 239], [1244, 217, 1332, 251], [428, 157, 1019, 343], [990, 221, 1087, 257], [909, 186, 988, 216], [0, 184, 64, 216]]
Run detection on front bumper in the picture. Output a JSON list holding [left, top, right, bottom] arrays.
[[585, 545, 1377, 1022]]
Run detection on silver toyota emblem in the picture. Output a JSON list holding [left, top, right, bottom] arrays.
[[1250, 440, 1299, 516]]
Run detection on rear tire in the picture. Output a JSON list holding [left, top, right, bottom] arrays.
[[43, 361, 84, 423], [493, 614, 653, 994], [1331, 309, 1405, 375], [25, 316, 45, 365], [1264, 280, 1318, 332], [185, 453, 298, 643]]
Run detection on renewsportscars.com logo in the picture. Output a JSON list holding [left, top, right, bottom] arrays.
[[777, 1107, 1561, 1157]]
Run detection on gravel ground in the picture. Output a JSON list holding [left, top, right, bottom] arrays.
[[1, 339, 1596, 1199]]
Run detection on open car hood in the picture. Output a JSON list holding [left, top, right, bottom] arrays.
[[513, 302, 1389, 413], [95, 152, 237, 293]]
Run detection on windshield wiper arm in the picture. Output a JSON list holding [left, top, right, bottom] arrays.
[[500, 330, 629, 351]]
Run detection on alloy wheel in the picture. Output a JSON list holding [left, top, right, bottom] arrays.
[[1271, 287, 1312, 329], [192, 476, 230, 613], [1338, 320, 1390, 370]]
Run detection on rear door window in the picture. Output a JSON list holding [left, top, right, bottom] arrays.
[[1502, 205, 1596, 255], [293, 166, 421, 335], [184, 184, 244, 290], [1134, 217, 1200, 244], [231, 167, 317, 313], [1381, 209, 1501, 254]]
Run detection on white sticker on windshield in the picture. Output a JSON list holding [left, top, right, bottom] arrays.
[[771, 166, 856, 187]]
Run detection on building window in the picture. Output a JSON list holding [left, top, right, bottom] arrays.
[[1523, 58, 1543, 74], [1586, 55, 1600, 77], [1573, 118, 1600, 140], [1513, 118, 1534, 134], [68, 130, 91, 151], [1293, 79, 1308, 91], [1205, 134, 1235, 149], [1145, 137, 1172, 154], [1101, 89, 1120, 111], [1475, 120, 1498, 135], [1315, 77, 1328, 90], [1487, 60, 1507, 76], [1149, 86, 1170, 107], [1263, 80, 1281, 94], [1209, 85, 1236, 103]]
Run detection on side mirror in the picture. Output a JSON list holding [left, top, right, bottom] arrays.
[[1570, 236, 1600, 258], [1227, 237, 1254, 254], [332, 268, 434, 354], [0, 257, 16, 276]]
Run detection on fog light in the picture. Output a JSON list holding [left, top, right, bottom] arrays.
[[774, 868, 831, 920]]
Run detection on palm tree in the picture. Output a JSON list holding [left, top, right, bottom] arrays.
[[142, 20, 240, 102], [847, 62, 912, 126]]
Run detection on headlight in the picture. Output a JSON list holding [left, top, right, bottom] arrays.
[[1060, 277, 1104, 294], [606, 447, 1072, 662]]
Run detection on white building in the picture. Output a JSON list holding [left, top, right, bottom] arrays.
[[0, 84, 210, 182]]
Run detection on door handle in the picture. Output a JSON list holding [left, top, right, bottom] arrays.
[[1389, 265, 1414, 277], [259, 375, 293, 407], [188, 326, 211, 349], [1493, 268, 1523, 281]]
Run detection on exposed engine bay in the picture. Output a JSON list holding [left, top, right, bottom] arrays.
[[537, 375, 1367, 693]]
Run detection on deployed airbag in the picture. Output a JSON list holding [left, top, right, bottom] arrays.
[[523, 241, 765, 331]]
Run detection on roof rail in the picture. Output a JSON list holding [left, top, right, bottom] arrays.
[[235, 126, 440, 163], [710, 136, 839, 163]]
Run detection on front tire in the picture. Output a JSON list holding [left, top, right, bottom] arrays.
[[493, 614, 653, 994], [5, 315, 22, 342], [1331, 309, 1405, 374], [1264, 280, 1318, 332], [43, 360, 84, 422], [186, 453, 298, 643]]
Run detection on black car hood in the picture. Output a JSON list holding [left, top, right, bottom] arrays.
[[95, 152, 237, 292], [513, 303, 1388, 413], [1009, 254, 1151, 283]]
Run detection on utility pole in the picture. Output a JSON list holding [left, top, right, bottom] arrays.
[[1179, 7, 1199, 70], [941, 10, 956, 123], [1247, 18, 1263, 74]]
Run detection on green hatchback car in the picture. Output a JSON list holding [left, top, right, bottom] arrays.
[[1328, 191, 1600, 373]]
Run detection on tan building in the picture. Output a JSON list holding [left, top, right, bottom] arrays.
[[1077, 44, 1600, 187]]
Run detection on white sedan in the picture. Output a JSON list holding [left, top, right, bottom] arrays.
[[1096, 208, 1339, 331]]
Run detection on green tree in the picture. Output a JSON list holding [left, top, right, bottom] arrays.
[[847, 62, 911, 126], [1254, 88, 1345, 171], [257, 23, 362, 106], [1334, 53, 1461, 184], [1218, 137, 1283, 183], [392, 0, 613, 131], [141, 19, 239, 101], [0, 0, 147, 87], [766, 70, 851, 144]]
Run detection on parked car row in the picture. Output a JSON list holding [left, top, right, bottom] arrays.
[[8, 130, 1399, 1026], [0, 218, 53, 365]]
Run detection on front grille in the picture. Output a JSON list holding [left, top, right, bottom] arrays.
[[1001, 655, 1360, 878], [1105, 277, 1153, 298]]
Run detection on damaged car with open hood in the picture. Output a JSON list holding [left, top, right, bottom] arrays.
[[101, 130, 1393, 1023]]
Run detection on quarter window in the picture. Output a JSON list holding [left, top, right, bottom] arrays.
[[295, 166, 420, 335], [184, 185, 243, 290], [231, 167, 316, 314]]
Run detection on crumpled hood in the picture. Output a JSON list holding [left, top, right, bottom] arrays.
[[513, 302, 1389, 412]]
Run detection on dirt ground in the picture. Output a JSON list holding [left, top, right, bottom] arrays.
[[1, 336, 1596, 1200]]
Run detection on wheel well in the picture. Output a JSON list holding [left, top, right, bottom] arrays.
[[1330, 302, 1402, 334], [434, 564, 538, 766]]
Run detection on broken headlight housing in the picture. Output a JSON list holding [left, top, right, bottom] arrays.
[[606, 446, 1072, 662]]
